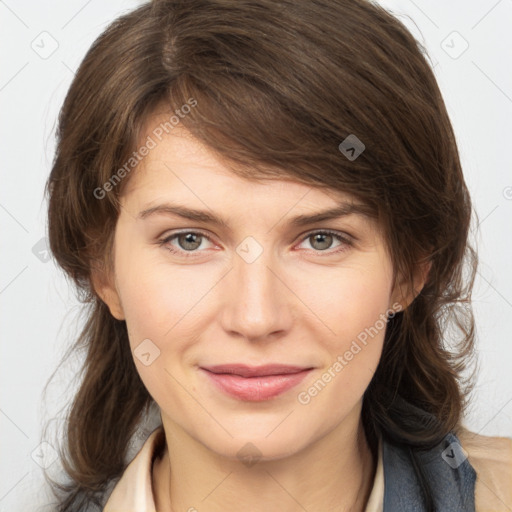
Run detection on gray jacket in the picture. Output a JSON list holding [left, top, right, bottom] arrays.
[[383, 431, 476, 511]]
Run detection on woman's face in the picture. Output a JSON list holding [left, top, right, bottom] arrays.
[[98, 122, 406, 461]]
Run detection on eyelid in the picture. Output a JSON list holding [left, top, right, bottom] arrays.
[[300, 228, 354, 243], [159, 228, 216, 244], [295, 229, 354, 255], [158, 228, 355, 259], [159, 226, 355, 243]]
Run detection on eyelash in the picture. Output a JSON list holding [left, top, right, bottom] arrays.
[[158, 229, 353, 259]]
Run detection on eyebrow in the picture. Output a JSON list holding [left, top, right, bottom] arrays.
[[137, 201, 376, 228]]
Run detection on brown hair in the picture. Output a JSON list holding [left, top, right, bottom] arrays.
[[43, 0, 478, 510]]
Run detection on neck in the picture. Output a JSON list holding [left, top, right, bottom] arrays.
[[153, 411, 376, 512]]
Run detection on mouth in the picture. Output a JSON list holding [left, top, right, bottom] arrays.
[[199, 364, 314, 401]]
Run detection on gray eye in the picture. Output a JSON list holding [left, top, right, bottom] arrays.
[[308, 233, 334, 251], [177, 233, 203, 251]]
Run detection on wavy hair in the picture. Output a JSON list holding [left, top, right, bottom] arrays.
[[42, 0, 478, 510]]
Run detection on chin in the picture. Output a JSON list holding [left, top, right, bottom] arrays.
[[204, 433, 307, 464], [190, 414, 319, 463]]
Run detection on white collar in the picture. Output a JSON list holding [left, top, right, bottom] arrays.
[[103, 426, 384, 511]]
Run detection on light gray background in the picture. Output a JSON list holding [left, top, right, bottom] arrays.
[[1, 0, 511, 510]]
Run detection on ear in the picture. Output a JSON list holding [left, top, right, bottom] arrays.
[[90, 259, 125, 321], [390, 257, 432, 311]]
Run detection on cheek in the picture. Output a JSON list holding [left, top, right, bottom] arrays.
[[294, 261, 393, 343], [115, 243, 200, 345], [293, 263, 392, 398], [113, 244, 212, 396], [114, 251, 187, 404]]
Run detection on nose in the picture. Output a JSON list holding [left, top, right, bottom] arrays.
[[219, 244, 294, 343]]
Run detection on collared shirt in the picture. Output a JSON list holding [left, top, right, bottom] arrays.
[[103, 425, 384, 512], [103, 425, 512, 511]]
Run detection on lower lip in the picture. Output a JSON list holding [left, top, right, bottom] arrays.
[[201, 369, 313, 401]]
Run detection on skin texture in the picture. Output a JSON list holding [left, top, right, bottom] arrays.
[[94, 115, 427, 511]]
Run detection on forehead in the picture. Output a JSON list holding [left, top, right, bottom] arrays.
[[124, 116, 365, 211], [116, 113, 389, 261]]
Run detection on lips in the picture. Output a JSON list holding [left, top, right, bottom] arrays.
[[200, 364, 314, 401], [202, 364, 311, 377]]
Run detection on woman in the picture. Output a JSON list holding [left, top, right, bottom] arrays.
[[43, 0, 511, 510]]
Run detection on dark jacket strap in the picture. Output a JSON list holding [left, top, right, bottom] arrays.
[[382, 432, 476, 511]]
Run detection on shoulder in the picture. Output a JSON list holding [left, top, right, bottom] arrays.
[[456, 426, 512, 512]]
